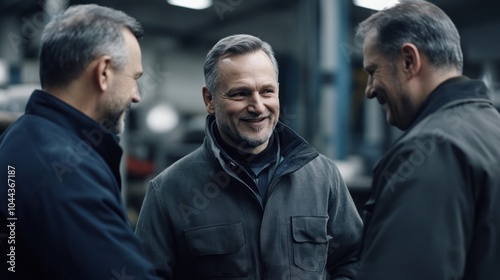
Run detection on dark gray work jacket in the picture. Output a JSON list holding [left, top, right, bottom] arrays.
[[135, 116, 363, 279], [358, 76, 500, 280]]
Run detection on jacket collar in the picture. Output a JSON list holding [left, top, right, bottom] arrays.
[[25, 90, 123, 186], [204, 115, 319, 175], [405, 76, 491, 131], [372, 76, 491, 175]]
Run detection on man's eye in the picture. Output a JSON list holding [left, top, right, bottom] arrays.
[[230, 92, 246, 97], [365, 68, 375, 76]]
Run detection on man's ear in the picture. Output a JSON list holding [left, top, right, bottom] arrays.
[[202, 86, 215, 114], [94, 56, 113, 92], [400, 43, 422, 79]]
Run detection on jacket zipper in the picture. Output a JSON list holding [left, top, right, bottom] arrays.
[[226, 160, 265, 210]]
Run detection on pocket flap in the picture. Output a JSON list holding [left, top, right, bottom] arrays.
[[184, 222, 245, 256], [292, 216, 328, 243]]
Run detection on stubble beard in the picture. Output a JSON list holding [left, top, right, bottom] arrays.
[[216, 116, 275, 149], [103, 107, 127, 135]]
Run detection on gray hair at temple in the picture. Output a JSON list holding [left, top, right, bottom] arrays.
[[39, 4, 143, 88], [355, 1, 463, 73], [203, 34, 279, 96]]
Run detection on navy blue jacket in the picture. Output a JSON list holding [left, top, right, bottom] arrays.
[[0, 90, 159, 279]]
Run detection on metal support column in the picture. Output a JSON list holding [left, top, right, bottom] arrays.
[[334, 0, 351, 160]]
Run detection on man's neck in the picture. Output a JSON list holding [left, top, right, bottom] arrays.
[[43, 82, 99, 124], [213, 126, 277, 166]]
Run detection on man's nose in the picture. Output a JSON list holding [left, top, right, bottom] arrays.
[[365, 77, 375, 99], [247, 92, 265, 114], [132, 87, 142, 103]]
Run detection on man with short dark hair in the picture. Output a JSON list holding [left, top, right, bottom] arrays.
[[355, 1, 500, 279], [0, 4, 160, 279]]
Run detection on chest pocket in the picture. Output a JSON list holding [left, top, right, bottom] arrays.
[[184, 222, 249, 278], [291, 216, 329, 272]]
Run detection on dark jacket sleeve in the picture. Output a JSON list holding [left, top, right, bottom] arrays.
[[1, 160, 161, 280], [356, 139, 473, 280], [326, 164, 363, 280], [135, 179, 175, 280]]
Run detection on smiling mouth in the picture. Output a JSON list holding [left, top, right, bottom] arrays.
[[241, 116, 269, 128], [244, 117, 267, 122]]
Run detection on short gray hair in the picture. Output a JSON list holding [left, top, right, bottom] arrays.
[[39, 4, 143, 88], [355, 1, 463, 73], [203, 34, 279, 95]]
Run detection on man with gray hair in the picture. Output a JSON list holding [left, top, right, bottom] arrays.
[[0, 4, 160, 279], [135, 34, 363, 279], [355, 1, 500, 279]]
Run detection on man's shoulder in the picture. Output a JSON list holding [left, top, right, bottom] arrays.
[[306, 153, 337, 168], [400, 100, 500, 150], [0, 113, 110, 188], [410, 97, 498, 134], [151, 145, 211, 182], [1, 114, 81, 160], [2, 111, 76, 139], [291, 153, 341, 179]]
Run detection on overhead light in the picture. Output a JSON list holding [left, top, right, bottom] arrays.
[[0, 60, 8, 85], [354, 0, 400, 11], [167, 0, 212, 10]]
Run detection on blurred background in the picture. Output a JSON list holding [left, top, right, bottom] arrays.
[[1, 0, 499, 226]]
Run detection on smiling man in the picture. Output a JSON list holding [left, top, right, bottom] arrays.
[[205, 48, 280, 154], [135, 34, 363, 279], [355, 1, 500, 280]]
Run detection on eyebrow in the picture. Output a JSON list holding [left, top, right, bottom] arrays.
[[261, 83, 278, 88], [226, 83, 277, 92], [363, 64, 375, 73], [226, 85, 250, 92]]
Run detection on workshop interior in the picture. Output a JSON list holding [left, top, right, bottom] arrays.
[[1, 0, 499, 226]]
